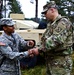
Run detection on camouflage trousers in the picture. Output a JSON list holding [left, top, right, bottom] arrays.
[[0, 69, 20, 75], [46, 56, 73, 75], [0, 72, 16, 75]]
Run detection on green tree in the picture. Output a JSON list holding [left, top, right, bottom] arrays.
[[0, 0, 23, 18], [8, 0, 23, 14], [50, 0, 74, 23]]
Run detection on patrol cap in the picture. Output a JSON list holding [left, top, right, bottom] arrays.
[[0, 18, 15, 26], [41, 1, 57, 14]]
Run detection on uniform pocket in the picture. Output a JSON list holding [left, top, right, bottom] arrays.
[[1, 64, 16, 72]]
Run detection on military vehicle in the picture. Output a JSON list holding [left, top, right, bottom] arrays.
[[0, 29, 45, 45]]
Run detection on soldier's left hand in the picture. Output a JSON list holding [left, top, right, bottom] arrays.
[[28, 40, 35, 47]]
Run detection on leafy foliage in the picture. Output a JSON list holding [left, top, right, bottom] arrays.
[[8, 0, 23, 14], [50, 0, 74, 23], [0, 0, 23, 18]]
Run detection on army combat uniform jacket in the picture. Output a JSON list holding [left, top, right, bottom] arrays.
[[38, 15, 73, 75], [0, 32, 30, 75]]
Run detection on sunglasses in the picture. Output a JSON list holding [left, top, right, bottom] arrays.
[[44, 11, 48, 15], [7, 25, 14, 27]]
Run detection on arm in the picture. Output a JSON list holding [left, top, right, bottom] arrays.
[[45, 19, 73, 51], [0, 44, 31, 60], [38, 18, 73, 52], [16, 33, 35, 49]]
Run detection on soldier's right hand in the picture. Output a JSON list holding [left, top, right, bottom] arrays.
[[28, 49, 34, 57], [30, 47, 39, 55]]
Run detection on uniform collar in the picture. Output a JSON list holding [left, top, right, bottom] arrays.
[[2, 32, 15, 42], [51, 15, 62, 26]]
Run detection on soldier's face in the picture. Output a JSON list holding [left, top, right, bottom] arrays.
[[44, 8, 54, 21], [3, 25, 15, 35]]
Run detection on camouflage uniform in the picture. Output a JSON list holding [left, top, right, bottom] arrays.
[[0, 18, 32, 75], [38, 1, 73, 75]]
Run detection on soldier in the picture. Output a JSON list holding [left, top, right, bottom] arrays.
[[0, 18, 35, 75], [31, 1, 73, 75]]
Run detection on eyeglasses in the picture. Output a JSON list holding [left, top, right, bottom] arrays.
[[43, 10, 48, 15], [44, 11, 47, 15], [7, 25, 14, 27]]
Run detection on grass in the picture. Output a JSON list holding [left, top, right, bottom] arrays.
[[21, 65, 46, 75], [21, 54, 74, 75]]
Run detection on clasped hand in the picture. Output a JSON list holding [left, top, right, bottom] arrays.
[[28, 47, 39, 57]]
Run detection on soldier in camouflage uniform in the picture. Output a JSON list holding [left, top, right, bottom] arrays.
[[31, 1, 73, 75], [0, 18, 35, 75]]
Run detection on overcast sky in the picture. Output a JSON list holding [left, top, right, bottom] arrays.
[[17, 0, 49, 18]]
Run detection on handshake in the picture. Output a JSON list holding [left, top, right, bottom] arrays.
[[28, 47, 39, 57]]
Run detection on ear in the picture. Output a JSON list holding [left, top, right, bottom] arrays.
[[3, 26, 7, 30]]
